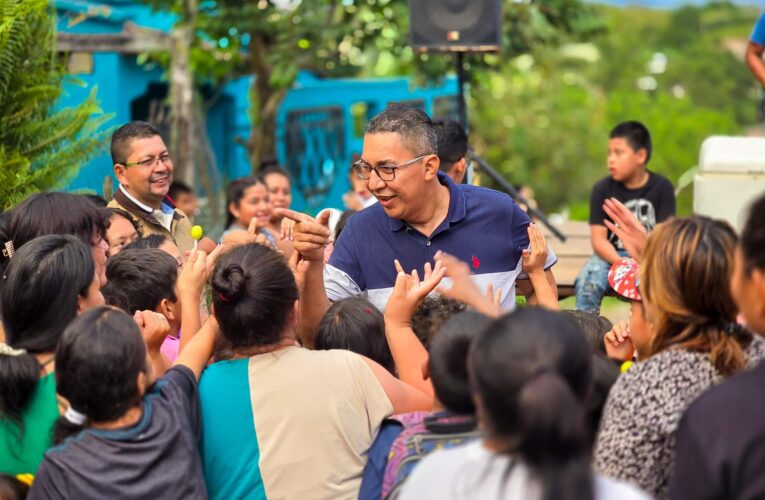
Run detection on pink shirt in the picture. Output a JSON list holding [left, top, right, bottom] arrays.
[[160, 335, 180, 363]]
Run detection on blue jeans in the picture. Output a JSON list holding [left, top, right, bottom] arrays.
[[575, 252, 626, 313]]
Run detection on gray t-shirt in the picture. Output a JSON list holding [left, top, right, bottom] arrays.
[[29, 366, 207, 500], [399, 440, 650, 500]]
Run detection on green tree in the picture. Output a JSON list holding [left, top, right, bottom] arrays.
[[143, 0, 602, 171], [471, 2, 759, 217], [0, 0, 111, 210]]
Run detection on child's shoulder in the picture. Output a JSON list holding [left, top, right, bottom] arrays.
[[647, 170, 674, 188]]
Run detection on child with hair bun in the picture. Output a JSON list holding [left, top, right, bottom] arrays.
[[198, 243, 435, 499]]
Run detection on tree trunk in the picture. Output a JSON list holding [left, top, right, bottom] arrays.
[[245, 32, 286, 173], [169, 0, 197, 186]]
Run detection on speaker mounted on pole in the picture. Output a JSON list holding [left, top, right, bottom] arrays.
[[408, 0, 502, 53]]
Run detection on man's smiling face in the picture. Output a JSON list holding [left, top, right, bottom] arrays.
[[360, 132, 431, 221], [115, 135, 173, 207]]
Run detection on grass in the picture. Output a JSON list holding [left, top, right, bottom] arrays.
[[559, 296, 630, 325]]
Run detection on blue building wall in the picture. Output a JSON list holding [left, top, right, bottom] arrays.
[[55, 0, 458, 212]]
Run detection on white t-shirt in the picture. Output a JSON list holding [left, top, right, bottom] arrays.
[[399, 441, 651, 500]]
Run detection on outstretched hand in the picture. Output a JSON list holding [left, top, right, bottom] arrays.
[[522, 223, 548, 274], [434, 251, 502, 317], [603, 197, 647, 261], [384, 260, 446, 328], [274, 208, 331, 262]]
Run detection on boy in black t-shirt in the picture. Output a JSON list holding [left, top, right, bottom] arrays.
[[575, 121, 675, 313]]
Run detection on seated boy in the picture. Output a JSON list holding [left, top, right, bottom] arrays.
[[575, 121, 675, 313], [101, 247, 207, 372]]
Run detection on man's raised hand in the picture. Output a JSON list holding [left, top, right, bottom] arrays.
[[274, 208, 331, 262]]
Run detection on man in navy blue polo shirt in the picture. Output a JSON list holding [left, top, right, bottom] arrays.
[[280, 106, 556, 318]]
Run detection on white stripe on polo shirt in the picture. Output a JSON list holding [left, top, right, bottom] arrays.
[[326, 251, 556, 312]]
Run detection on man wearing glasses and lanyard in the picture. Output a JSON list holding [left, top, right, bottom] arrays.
[[108, 121, 215, 256], [284, 105, 557, 315]]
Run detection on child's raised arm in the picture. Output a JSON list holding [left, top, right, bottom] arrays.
[[362, 356, 433, 414], [175, 316, 220, 380], [434, 251, 502, 317], [521, 224, 560, 310], [177, 246, 223, 353], [383, 261, 445, 396]]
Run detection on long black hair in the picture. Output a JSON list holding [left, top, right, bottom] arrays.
[[211, 243, 298, 349], [315, 297, 395, 375], [469, 308, 594, 500], [0, 192, 105, 276], [0, 235, 95, 429], [52, 307, 148, 443]]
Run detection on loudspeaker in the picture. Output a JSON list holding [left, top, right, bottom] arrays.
[[409, 0, 502, 53]]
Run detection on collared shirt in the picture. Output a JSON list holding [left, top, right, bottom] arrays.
[[326, 172, 557, 311], [119, 185, 174, 232], [108, 186, 196, 254]]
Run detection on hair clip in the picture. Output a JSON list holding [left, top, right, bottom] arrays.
[[720, 321, 745, 336], [64, 406, 87, 426], [0, 343, 26, 356], [2, 240, 14, 259]]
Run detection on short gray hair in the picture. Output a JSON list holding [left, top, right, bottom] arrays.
[[365, 105, 437, 156]]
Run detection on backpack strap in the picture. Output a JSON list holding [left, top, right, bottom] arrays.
[[423, 413, 477, 434]]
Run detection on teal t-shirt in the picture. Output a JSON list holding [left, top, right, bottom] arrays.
[[0, 373, 59, 475]]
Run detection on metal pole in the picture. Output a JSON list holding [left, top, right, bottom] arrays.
[[468, 148, 567, 243], [456, 52, 467, 127]]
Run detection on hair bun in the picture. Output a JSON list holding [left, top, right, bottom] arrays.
[[214, 263, 247, 303]]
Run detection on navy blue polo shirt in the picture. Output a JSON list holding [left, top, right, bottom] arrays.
[[325, 172, 556, 311]]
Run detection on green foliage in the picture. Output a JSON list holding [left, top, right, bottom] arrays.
[[0, 0, 111, 210], [140, 0, 601, 166], [471, 2, 760, 217]]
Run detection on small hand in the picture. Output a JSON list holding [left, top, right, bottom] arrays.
[[281, 216, 296, 241], [486, 282, 502, 306], [385, 260, 446, 327], [522, 223, 548, 275], [274, 208, 331, 262], [134, 310, 172, 352], [178, 249, 208, 300], [603, 320, 635, 361], [603, 197, 647, 261]]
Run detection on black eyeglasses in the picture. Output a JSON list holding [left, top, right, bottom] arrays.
[[125, 153, 173, 169], [352, 154, 431, 182]]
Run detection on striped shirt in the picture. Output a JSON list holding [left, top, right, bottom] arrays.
[[326, 172, 556, 311]]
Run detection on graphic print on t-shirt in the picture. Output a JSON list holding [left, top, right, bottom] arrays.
[[609, 198, 656, 249]]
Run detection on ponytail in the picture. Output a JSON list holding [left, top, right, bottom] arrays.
[[516, 372, 593, 500], [707, 321, 752, 377], [0, 349, 42, 433], [470, 309, 595, 500]]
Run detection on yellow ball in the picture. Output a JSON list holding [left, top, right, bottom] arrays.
[[190, 225, 203, 240], [620, 361, 634, 374]]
